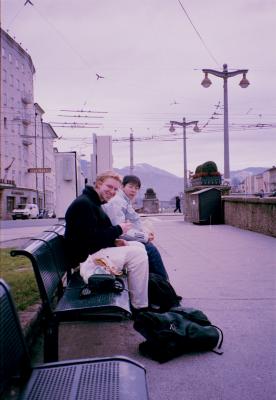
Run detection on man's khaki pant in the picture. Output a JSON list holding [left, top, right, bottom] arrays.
[[80, 242, 149, 309]]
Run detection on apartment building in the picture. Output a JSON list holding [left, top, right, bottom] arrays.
[[242, 166, 276, 195], [263, 166, 276, 193], [0, 29, 57, 219], [91, 133, 113, 184]]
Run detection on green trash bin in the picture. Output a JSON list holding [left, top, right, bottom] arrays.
[[190, 187, 222, 225]]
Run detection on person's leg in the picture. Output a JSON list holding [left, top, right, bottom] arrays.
[[81, 245, 149, 309], [123, 245, 149, 309], [144, 242, 169, 280]]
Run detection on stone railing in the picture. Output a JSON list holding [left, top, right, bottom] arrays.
[[223, 196, 276, 237]]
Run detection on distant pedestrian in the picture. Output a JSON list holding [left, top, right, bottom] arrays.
[[174, 196, 181, 213]]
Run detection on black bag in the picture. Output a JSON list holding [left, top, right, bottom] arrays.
[[88, 274, 125, 292], [134, 306, 223, 363], [80, 274, 125, 298], [148, 273, 181, 312]]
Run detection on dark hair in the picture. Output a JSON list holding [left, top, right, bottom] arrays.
[[122, 175, 141, 188]]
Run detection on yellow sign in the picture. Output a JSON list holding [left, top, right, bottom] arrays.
[[28, 168, 51, 173]]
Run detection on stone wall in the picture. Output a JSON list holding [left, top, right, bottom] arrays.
[[223, 196, 276, 237]]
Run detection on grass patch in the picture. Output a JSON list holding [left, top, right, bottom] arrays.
[[0, 248, 40, 311]]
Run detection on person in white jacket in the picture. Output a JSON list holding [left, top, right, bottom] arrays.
[[102, 175, 169, 280]]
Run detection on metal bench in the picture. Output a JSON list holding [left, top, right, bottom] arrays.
[[10, 226, 131, 362], [0, 279, 149, 400]]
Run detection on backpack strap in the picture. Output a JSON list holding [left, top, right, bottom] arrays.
[[211, 325, 224, 355]]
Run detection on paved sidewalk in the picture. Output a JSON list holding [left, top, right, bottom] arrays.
[[3, 216, 276, 399], [59, 216, 275, 400]]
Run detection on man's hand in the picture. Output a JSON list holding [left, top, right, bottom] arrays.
[[115, 239, 128, 247], [119, 221, 132, 233], [148, 232, 155, 241]]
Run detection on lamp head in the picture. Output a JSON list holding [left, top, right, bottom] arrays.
[[239, 73, 250, 88], [201, 72, 212, 88], [193, 123, 200, 133], [169, 122, 175, 133]]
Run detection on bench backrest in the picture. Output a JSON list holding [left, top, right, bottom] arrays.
[[0, 279, 31, 397], [36, 231, 68, 277]]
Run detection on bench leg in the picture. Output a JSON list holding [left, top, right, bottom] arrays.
[[44, 318, 59, 362]]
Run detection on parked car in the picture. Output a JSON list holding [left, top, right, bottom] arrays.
[[12, 203, 39, 220]]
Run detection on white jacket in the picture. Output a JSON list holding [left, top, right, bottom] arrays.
[[102, 189, 149, 243]]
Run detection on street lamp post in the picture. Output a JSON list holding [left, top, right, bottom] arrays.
[[130, 130, 134, 174], [34, 111, 39, 205], [201, 63, 249, 182], [169, 118, 199, 220], [41, 117, 46, 209]]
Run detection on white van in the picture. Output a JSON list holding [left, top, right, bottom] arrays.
[[11, 203, 39, 220]]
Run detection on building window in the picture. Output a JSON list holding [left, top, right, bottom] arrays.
[[4, 117, 7, 128], [20, 197, 27, 205], [3, 93, 7, 105], [3, 69, 7, 81], [8, 53, 12, 63], [18, 171, 22, 186], [2, 47, 6, 57], [10, 97, 14, 109], [16, 59, 19, 69], [7, 196, 15, 212]]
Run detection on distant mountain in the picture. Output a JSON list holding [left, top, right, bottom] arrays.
[[80, 160, 270, 201], [114, 163, 183, 202]]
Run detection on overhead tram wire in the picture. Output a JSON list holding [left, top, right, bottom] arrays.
[[5, 4, 25, 29], [59, 109, 108, 114], [57, 115, 105, 118], [24, 3, 102, 108], [177, 0, 220, 66]]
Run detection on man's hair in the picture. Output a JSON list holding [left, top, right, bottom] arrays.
[[122, 175, 141, 188], [95, 170, 122, 187]]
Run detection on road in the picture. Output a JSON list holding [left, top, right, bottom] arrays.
[[0, 218, 61, 247]]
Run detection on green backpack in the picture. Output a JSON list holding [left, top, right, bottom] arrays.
[[134, 306, 223, 363]]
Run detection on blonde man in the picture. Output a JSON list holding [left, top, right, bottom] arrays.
[[65, 171, 149, 310]]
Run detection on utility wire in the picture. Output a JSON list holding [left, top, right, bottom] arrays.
[[5, 4, 25, 29], [177, 0, 220, 66]]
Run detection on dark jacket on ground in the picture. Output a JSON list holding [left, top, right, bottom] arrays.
[[65, 186, 123, 265]]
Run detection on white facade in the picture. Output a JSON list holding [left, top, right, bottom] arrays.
[[242, 167, 276, 195], [54, 151, 85, 219], [91, 134, 113, 184], [0, 29, 57, 219]]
